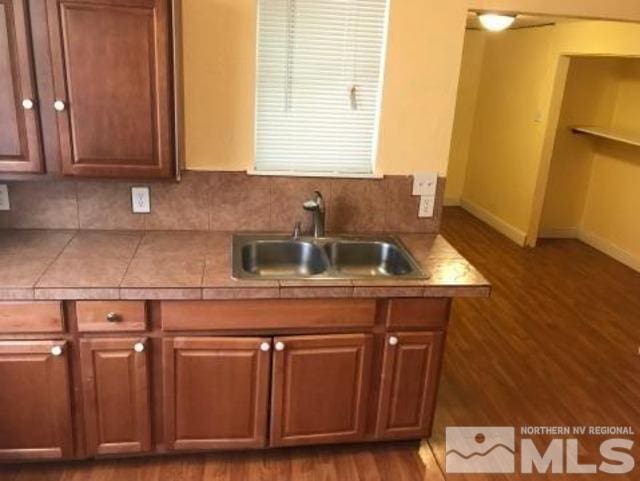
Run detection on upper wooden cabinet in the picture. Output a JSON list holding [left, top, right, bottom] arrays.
[[0, 340, 74, 460], [0, 0, 174, 178], [270, 334, 373, 447], [0, 0, 43, 173], [45, 0, 173, 178]]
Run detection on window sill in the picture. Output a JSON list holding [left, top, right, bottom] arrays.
[[247, 169, 384, 180]]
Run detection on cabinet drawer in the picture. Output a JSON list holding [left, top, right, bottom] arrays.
[[386, 299, 450, 330], [161, 300, 376, 331], [0, 302, 64, 333], [76, 302, 146, 332]]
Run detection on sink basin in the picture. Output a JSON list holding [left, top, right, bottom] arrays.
[[240, 240, 328, 277], [324, 240, 416, 277], [233, 235, 427, 280]]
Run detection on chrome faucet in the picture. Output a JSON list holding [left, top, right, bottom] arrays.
[[303, 190, 325, 238]]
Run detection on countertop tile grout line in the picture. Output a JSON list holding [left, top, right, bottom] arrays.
[[118, 231, 148, 299], [32, 230, 78, 291]]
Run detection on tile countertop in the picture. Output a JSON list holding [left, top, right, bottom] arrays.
[[0, 230, 491, 301]]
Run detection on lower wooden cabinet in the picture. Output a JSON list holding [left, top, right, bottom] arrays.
[[79, 338, 151, 456], [270, 334, 373, 447], [163, 337, 271, 450], [375, 331, 444, 439], [0, 297, 453, 462], [0, 340, 73, 460]]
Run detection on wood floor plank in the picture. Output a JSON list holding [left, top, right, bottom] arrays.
[[430, 207, 640, 480]]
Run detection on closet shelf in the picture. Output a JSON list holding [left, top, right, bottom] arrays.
[[571, 126, 640, 148]]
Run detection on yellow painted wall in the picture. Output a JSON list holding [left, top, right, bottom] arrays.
[[582, 148, 640, 267], [445, 30, 485, 203], [478, 47, 640, 266], [182, 0, 467, 175], [182, 0, 640, 177], [528, 21, 640, 242], [460, 26, 553, 231], [182, 0, 257, 172], [539, 57, 620, 234], [446, 19, 640, 246], [580, 59, 640, 265]]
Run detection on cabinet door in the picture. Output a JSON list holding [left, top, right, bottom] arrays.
[[0, 0, 43, 173], [270, 334, 373, 447], [80, 338, 151, 456], [163, 337, 271, 450], [375, 332, 444, 440], [0, 340, 73, 460], [45, 0, 173, 178]]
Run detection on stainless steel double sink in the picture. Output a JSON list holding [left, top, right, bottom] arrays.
[[232, 234, 428, 280]]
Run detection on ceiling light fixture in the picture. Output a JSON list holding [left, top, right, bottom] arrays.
[[478, 13, 517, 32]]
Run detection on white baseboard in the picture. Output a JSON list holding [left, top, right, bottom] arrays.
[[538, 227, 578, 239], [443, 197, 461, 207], [578, 230, 640, 273], [460, 199, 527, 246]]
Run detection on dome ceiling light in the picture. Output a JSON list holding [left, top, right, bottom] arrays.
[[478, 13, 517, 32]]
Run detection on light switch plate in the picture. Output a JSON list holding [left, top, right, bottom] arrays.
[[412, 172, 438, 196], [131, 186, 151, 214], [0, 184, 9, 211], [418, 195, 435, 218]]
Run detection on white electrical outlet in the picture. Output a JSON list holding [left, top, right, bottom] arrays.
[[131, 186, 151, 214], [0, 184, 9, 211], [412, 172, 438, 196], [418, 195, 435, 218]]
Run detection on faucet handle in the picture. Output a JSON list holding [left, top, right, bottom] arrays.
[[303, 199, 317, 211], [303, 191, 324, 211], [292, 221, 302, 239]]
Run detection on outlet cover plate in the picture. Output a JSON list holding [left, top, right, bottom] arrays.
[[412, 172, 438, 196], [418, 195, 435, 218], [131, 186, 151, 214], [0, 184, 9, 211]]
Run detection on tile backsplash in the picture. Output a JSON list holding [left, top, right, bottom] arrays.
[[0, 171, 444, 233]]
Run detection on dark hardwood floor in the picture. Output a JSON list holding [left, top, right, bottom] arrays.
[[0, 442, 426, 481], [428, 207, 640, 480], [2, 206, 639, 480]]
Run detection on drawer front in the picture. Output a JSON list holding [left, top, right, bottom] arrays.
[[161, 299, 377, 331], [0, 302, 64, 333], [386, 298, 450, 330], [76, 302, 146, 332]]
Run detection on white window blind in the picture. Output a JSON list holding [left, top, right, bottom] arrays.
[[255, 0, 389, 175]]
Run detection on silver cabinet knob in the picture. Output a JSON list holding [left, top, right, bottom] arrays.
[[22, 99, 35, 110], [53, 100, 66, 112], [275, 341, 285, 352], [134, 342, 145, 353], [388, 336, 399, 346], [106, 312, 121, 323], [260, 342, 271, 352], [51, 345, 63, 357]]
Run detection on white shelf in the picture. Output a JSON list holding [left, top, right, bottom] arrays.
[[571, 126, 640, 148]]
